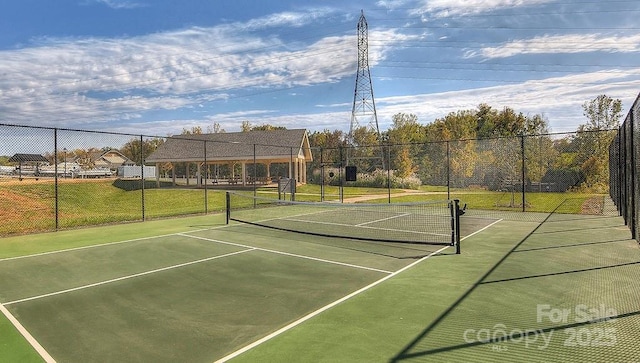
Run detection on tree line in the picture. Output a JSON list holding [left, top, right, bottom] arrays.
[[113, 94, 622, 192], [302, 95, 621, 192], [5, 94, 618, 192]]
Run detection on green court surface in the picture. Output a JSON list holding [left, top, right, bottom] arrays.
[[1, 200, 639, 362]]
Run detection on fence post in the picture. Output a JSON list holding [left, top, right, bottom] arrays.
[[454, 199, 462, 254], [617, 133, 623, 215], [446, 140, 450, 200], [54, 128, 59, 231], [628, 111, 638, 239], [204, 140, 208, 214], [521, 135, 526, 212], [140, 135, 146, 221], [387, 141, 391, 203], [320, 147, 325, 202], [339, 146, 344, 203]]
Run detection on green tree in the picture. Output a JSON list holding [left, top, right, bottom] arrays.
[[308, 129, 346, 149], [206, 122, 225, 134], [387, 113, 425, 144], [387, 113, 426, 178], [73, 148, 99, 169], [121, 137, 164, 163], [476, 104, 549, 137], [428, 109, 477, 141], [525, 134, 557, 188], [574, 95, 622, 191], [524, 113, 550, 135], [250, 124, 287, 131], [427, 111, 479, 186], [476, 103, 496, 138], [241, 121, 286, 132], [348, 126, 382, 172], [181, 126, 203, 135], [308, 129, 347, 177], [520, 114, 553, 187], [582, 94, 622, 132]]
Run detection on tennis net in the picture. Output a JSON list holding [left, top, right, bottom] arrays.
[[226, 192, 462, 252]]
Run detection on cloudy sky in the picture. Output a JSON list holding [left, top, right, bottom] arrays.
[[1, 0, 639, 136]]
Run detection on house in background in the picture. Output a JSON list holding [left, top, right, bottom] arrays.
[[75, 149, 135, 176]]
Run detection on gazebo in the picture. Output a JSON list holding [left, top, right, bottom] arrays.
[[146, 129, 313, 187], [8, 153, 50, 179]]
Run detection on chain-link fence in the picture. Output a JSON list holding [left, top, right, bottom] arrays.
[[0, 125, 217, 235], [306, 131, 614, 221], [0, 123, 616, 236], [610, 93, 640, 243]]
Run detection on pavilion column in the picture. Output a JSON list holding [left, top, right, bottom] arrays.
[[266, 162, 271, 181], [171, 163, 176, 186], [155, 162, 160, 187], [294, 159, 299, 184], [241, 162, 247, 186], [301, 159, 306, 184], [196, 163, 202, 186], [186, 163, 190, 186]]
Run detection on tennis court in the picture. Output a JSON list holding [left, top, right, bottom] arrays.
[[1, 198, 639, 362], [0, 197, 489, 363]]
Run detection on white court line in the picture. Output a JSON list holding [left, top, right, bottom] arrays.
[[0, 225, 227, 263], [179, 233, 393, 274], [0, 304, 56, 363], [214, 216, 503, 362], [3, 248, 255, 306], [460, 218, 503, 241], [214, 244, 451, 363]]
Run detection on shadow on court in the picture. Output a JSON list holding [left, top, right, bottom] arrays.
[[390, 201, 640, 362]]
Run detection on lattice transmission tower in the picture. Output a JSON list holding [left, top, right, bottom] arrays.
[[348, 10, 383, 169]]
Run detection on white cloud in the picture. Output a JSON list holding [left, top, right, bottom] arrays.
[[241, 8, 336, 30], [466, 33, 640, 58], [0, 27, 340, 125], [3, 3, 637, 138], [412, 0, 555, 17], [0, 7, 420, 128], [91, 0, 146, 10], [374, 69, 640, 133], [127, 69, 640, 137], [376, 0, 413, 10]]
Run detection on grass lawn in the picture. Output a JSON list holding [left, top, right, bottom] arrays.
[[0, 178, 608, 235], [0, 179, 227, 235]]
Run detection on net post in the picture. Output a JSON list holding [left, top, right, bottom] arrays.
[[454, 199, 461, 254], [449, 200, 455, 247], [225, 191, 230, 225]]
